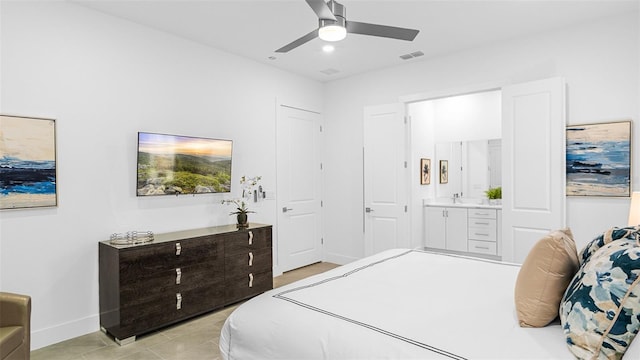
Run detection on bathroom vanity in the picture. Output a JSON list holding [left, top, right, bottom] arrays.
[[424, 201, 502, 259]]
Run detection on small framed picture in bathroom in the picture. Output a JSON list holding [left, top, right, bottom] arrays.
[[439, 160, 449, 184], [420, 158, 431, 185]]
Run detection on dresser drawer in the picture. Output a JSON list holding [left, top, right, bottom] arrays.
[[468, 240, 497, 255], [468, 209, 497, 219], [118, 284, 225, 338], [225, 249, 272, 276], [224, 228, 272, 256], [225, 270, 272, 304], [119, 237, 223, 279], [120, 261, 224, 306]]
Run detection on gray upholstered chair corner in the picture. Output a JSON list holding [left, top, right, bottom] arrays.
[[0, 292, 31, 360]]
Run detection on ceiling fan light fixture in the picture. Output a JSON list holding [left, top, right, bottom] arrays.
[[275, 0, 419, 53], [319, 24, 347, 42]]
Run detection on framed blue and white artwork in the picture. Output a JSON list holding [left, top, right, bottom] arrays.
[[0, 115, 57, 209], [566, 120, 631, 197]]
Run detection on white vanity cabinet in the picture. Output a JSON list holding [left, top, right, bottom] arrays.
[[425, 206, 468, 252], [425, 204, 502, 258]]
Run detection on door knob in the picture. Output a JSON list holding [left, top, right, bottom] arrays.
[[365, 207, 374, 213], [282, 207, 294, 213]]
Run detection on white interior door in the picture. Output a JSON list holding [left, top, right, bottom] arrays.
[[363, 104, 408, 256], [277, 105, 322, 272], [502, 77, 566, 263]]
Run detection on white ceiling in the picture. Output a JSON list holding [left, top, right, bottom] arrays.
[[70, 0, 638, 82]]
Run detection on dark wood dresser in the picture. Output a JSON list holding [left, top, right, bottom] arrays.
[[99, 223, 272, 345]]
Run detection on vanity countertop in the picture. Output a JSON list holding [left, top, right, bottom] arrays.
[[423, 200, 502, 210]]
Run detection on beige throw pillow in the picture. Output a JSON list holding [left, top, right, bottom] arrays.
[[514, 228, 579, 327]]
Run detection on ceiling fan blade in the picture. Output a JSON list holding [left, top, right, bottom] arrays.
[[275, 28, 319, 53], [305, 0, 337, 20], [346, 21, 419, 41]]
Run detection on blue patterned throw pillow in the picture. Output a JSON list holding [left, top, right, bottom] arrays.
[[578, 226, 640, 265], [560, 232, 640, 360]]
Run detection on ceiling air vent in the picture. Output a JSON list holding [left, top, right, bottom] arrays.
[[400, 51, 424, 60], [320, 68, 340, 76]]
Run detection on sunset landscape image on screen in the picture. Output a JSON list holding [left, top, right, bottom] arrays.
[[137, 132, 232, 196]]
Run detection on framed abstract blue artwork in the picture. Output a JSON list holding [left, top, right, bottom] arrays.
[[566, 120, 631, 197], [0, 115, 57, 209]]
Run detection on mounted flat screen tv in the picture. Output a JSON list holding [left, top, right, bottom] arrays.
[[136, 132, 233, 196]]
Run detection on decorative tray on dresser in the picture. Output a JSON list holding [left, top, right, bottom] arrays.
[[99, 223, 272, 345]]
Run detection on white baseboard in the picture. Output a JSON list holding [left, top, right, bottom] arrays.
[[323, 252, 358, 265], [31, 314, 100, 350], [272, 265, 284, 277]]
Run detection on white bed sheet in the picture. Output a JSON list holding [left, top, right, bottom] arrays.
[[220, 249, 640, 359]]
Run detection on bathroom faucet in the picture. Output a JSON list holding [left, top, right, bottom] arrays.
[[452, 193, 459, 203]]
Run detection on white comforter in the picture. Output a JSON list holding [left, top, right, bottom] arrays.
[[220, 249, 640, 359]]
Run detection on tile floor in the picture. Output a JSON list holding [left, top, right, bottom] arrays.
[[31, 262, 340, 360]]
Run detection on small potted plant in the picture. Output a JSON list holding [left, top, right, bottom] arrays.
[[222, 176, 262, 227], [223, 198, 253, 227], [485, 186, 502, 205]]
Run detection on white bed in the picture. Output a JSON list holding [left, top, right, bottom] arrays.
[[220, 249, 640, 359]]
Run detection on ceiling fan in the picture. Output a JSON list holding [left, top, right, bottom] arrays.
[[275, 0, 420, 53]]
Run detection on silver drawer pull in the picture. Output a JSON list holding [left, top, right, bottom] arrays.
[[175, 242, 182, 256], [248, 273, 254, 288], [475, 246, 490, 250], [475, 233, 489, 236], [176, 293, 182, 310], [475, 222, 490, 225], [249, 252, 254, 266], [175, 268, 182, 284], [248, 231, 253, 245]]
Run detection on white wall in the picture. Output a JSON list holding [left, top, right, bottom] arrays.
[[323, 12, 638, 262], [0, 2, 322, 349], [421, 90, 502, 143], [409, 90, 501, 204]]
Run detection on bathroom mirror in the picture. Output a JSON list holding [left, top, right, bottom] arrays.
[[435, 139, 501, 200]]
